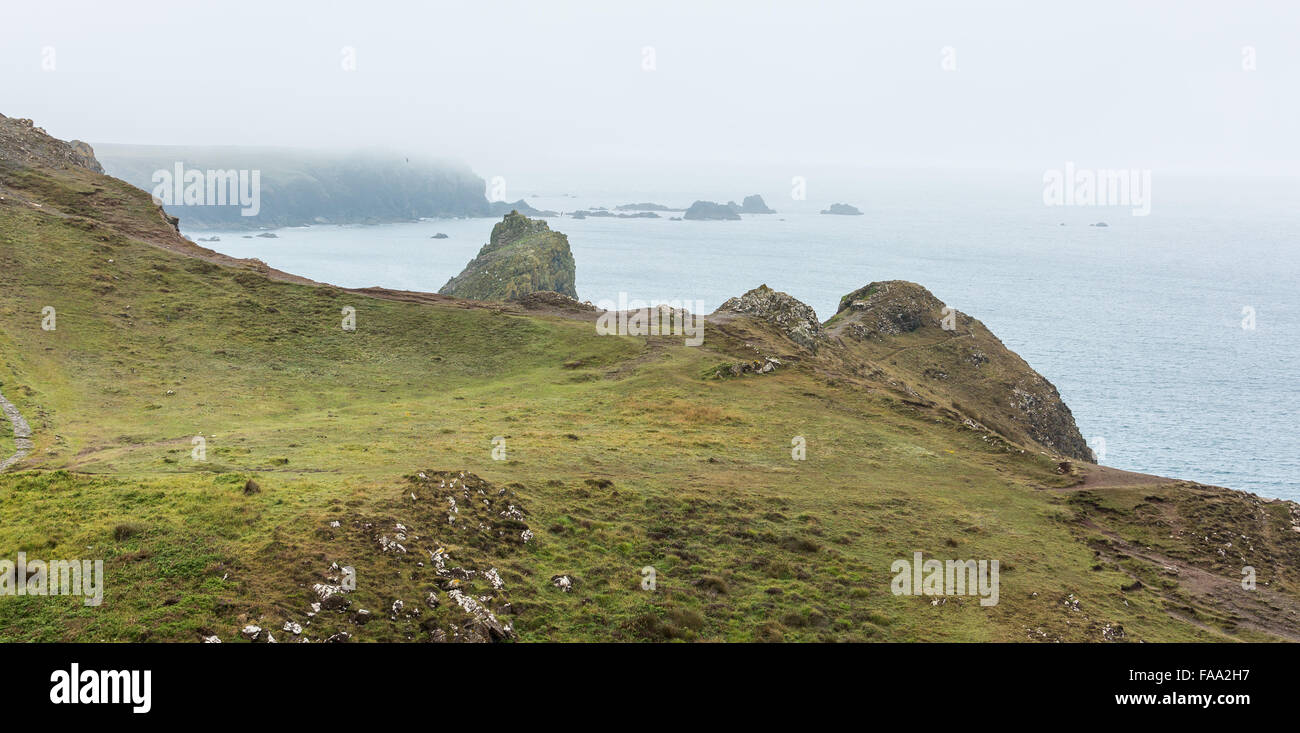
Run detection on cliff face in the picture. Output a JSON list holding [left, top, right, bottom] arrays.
[[438, 211, 577, 301]]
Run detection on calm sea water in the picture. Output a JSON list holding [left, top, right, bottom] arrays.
[[189, 172, 1300, 501]]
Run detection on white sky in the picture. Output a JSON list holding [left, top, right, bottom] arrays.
[[2, 0, 1297, 179]]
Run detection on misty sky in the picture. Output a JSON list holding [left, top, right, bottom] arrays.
[[3, 1, 1298, 181]]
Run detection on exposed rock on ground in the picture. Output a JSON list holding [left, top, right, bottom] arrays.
[[716, 284, 825, 351], [0, 113, 103, 173], [246, 470, 531, 643], [515, 290, 597, 313], [712, 356, 782, 378], [0, 388, 33, 472]]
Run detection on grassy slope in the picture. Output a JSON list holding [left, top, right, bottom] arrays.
[[0, 165, 1296, 642]]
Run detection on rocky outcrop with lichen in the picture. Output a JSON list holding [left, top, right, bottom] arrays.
[[716, 284, 826, 351], [438, 211, 577, 301], [0, 113, 102, 173], [826, 281, 1094, 462], [249, 470, 529, 644]]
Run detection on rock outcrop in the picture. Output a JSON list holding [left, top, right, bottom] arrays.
[[716, 284, 826, 351], [0, 388, 34, 472], [820, 203, 863, 215], [0, 114, 103, 173], [713, 280, 1093, 461], [826, 281, 1094, 462], [739, 194, 775, 214], [266, 471, 529, 643], [683, 200, 742, 220], [439, 211, 577, 301]]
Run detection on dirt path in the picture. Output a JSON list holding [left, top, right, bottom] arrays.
[[0, 388, 33, 471], [1037, 463, 1179, 492], [1079, 517, 1300, 641]]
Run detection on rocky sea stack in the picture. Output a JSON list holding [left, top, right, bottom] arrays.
[[716, 284, 825, 351], [739, 194, 775, 214], [821, 203, 863, 215], [683, 201, 742, 220], [438, 211, 577, 301]]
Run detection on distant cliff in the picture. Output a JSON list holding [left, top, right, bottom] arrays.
[[439, 211, 577, 301], [96, 145, 493, 230]]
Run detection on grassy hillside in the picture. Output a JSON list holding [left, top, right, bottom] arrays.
[[2, 116, 1299, 642]]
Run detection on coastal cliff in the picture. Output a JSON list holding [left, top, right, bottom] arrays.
[[4, 114, 1299, 644]]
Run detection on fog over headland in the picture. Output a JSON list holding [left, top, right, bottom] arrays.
[[3, 0, 1298, 185]]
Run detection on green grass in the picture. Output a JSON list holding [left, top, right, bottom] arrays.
[[0, 161, 1295, 642]]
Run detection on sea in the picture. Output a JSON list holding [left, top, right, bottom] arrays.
[[185, 170, 1300, 501]]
